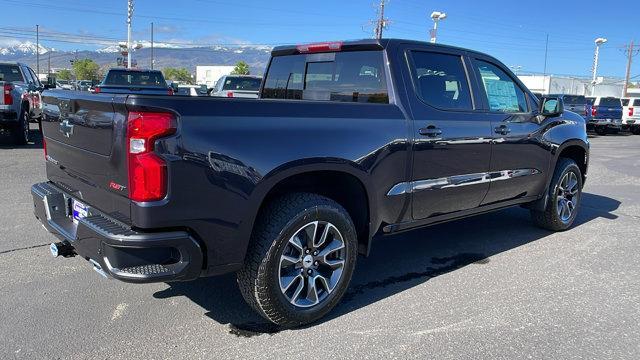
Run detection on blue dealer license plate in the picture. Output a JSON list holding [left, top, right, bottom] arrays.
[[72, 200, 88, 223]]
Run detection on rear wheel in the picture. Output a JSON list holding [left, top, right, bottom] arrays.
[[632, 127, 640, 135], [237, 193, 357, 328], [531, 158, 583, 231], [595, 127, 607, 136], [11, 107, 30, 145]]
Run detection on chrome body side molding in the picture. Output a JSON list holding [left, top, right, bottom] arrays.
[[387, 168, 541, 196]]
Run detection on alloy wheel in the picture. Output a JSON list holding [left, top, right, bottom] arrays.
[[556, 171, 579, 223], [278, 221, 346, 308]]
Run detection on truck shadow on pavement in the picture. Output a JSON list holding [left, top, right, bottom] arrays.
[[153, 192, 620, 337]]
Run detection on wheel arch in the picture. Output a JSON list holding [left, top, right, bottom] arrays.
[[240, 161, 376, 261]]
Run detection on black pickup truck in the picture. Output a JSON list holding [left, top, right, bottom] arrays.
[[32, 39, 589, 327]]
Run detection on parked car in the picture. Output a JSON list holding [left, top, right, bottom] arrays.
[[589, 97, 623, 135], [547, 94, 590, 120], [175, 84, 208, 96], [33, 39, 589, 327], [76, 80, 93, 92], [0, 62, 45, 144], [621, 98, 640, 134], [210, 75, 262, 98], [56, 80, 74, 90], [94, 68, 173, 95]]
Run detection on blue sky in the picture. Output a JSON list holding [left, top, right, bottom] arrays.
[[0, 0, 638, 78]]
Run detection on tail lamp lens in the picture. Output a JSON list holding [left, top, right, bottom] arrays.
[[127, 112, 176, 202], [3, 84, 13, 105]]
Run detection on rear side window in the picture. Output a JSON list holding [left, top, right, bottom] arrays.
[[599, 98, 621, 107], [634, 99, 640, 107], [409, 51, 473, 110], [262, 51, 388, 104], [474, 60, 528, 113], [0, 65, 24, 82], [622, 99, 630, 106]]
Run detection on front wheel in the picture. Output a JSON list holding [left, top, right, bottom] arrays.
[[531, 158, 583, 231], [237, 193, 357, 328]]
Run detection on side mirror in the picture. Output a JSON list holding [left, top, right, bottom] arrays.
[[540, 97, 564, 117]]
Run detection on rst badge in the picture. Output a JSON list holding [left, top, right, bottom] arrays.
[[109, 181, 126, 192]]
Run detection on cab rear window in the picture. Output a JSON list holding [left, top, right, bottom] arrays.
[[262, 51, 389, 104], [599, 98, 621, 107], [0, 65, 24, 83], [104, 71, 166, 87]]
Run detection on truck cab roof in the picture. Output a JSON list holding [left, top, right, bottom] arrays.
[[272, 38, 499, 61]]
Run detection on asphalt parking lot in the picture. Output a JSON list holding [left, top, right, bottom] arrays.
[[1, 127, 639, 359]]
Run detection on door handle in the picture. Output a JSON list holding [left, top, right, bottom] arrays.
[[419, 126, 443, 137], [494, 125, 511, 135]]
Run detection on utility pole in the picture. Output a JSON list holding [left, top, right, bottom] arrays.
[[36, 24, 40, 77], [591, 37, 607, 95], [543, 34, 549, 76], [622, 40, 639, 97], [374, 0, 388, 40], [127, 0, 134, 69], [151, 22, 154, 70]]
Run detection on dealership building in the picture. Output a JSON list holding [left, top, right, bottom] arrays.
[[518, 74, 626, 98]]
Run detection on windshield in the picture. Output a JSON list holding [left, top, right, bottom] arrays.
[[0, 65, 24, 82], [222, 77, 262, 91], [104, 70, 166, 87]]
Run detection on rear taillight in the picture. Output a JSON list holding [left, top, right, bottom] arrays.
[[168, 88, 174, 96], [3, 84, 13, 105], [227, 91, 234, 98], [630, 107, 634, 117], [43, 138, 47, 159], [591, 107, 597, 117], [93, 86, 101, 94], [126, 112, 177, 202], [296, 41, 343, 53]]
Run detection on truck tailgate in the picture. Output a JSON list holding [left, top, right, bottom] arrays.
[[41, 90, 132, 223]]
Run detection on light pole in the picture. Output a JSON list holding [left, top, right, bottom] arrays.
[[591, 37, 607, 95], [127, 0, 134, 69], [430, 11, 447, 43], [510, 65, 522, 75]]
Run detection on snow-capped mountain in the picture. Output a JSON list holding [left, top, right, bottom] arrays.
[[0, 41, 273, 75], [96, 41, 187, 53], [0, 41, 51, 56]]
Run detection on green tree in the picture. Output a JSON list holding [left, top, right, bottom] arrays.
[[162, 67, 193, 84], [231, 61, 250, 75], [72, 59, 101, 81], [56, 69, 72, 80]]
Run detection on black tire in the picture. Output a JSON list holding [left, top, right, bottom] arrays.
[[11, 107, 30, 145], [595, 127, 607, 136], [632, 127, 640, 135], [531, 158, 583, 231], [237, 193, 358, 328]]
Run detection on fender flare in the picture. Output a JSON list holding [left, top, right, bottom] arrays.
[[235, 159, 376, 258], [532, 138, 589, 212]]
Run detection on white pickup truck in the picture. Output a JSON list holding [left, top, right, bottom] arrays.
[[622, 98, 640, 134]]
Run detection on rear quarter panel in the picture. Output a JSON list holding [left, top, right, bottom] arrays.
[[125, 96, 410, 273]]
